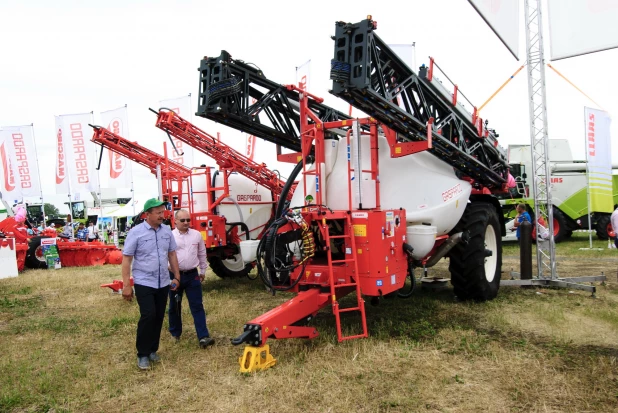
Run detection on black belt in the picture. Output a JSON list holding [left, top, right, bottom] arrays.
[[178, 268, 198, 276]]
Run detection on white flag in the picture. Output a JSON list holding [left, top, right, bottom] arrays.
[[245, 133, 256, 160], [159, 95, 194, 167], [0, 125, 40, 198], [296, 59, 311, 92], [100, 106, 133, 189], [244, 98, 257, 161], [389, 44, 416, 110], [54, 117, 70, 195], [55, 113, 99, 194], [584, 107, 613, 212], [0, 129, 22, 202], [388, 44, 416, 70]]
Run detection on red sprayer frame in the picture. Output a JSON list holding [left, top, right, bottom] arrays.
[[232, 86, 434, 351]]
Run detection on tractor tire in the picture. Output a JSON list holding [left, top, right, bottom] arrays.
[[595, 214, 613, 240], [529, 208, 568, 243], [208, 255, 253, 278], [448, 202, 502, 302], [552, 208, 568, 243], [25, 236, 50, 269]]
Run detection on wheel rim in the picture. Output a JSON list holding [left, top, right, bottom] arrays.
[[220, 253, 245, 271], [34, 245, 46, 262], [553, 218, 560, 236], [531, 217, 559, 239], [607, 223, 616, 238], [484, 224, 498, 282]]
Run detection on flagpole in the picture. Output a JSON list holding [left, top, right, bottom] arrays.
[[30, 124, 45, 223], [584, 108, 593, 249], [123, 104, 136, 217], [92, 111, 104, 233]]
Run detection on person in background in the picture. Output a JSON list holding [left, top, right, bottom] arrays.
[[87, 221, 99, 242], [76, 222, 88, 241], [102, 223, 110, 244], [121, 199, 181, 371], [611, 205, 618, 248], [61, 215, 74, 239], [168, 209, 214, 348], [512, 203, 531, 242]]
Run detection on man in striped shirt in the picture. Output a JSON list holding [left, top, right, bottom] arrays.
[[168, 209, 214, 348]]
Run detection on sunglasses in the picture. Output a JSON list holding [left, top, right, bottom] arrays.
[[178, 219, 191, 223]]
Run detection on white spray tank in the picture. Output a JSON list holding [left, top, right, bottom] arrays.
[[192, 168, 272, 227], [290, 133, 471, 260]]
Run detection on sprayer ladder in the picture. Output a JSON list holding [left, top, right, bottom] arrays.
[[323, 213, 368, 341]]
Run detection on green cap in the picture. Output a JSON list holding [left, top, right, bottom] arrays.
[[143, 198, 165, 212]]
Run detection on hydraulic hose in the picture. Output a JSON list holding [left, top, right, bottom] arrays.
[[397, 265, 417, 298], [224, 196, 244, 226], [275, 156, 313, 219], [211, 170, 219, 208], [225, 222, 251, 241], [256, 155, 316, 294]]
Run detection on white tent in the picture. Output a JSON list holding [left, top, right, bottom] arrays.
[[106, 195, 153, 218]]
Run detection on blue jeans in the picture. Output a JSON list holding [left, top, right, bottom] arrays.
[[614, 236, 618, 249], [168, 270, 209, 340]]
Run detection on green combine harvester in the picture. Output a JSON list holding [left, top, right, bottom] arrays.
[[501, 139, 617, 242]]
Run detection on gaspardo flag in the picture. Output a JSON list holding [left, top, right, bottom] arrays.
[[100, 106, 133, 189], [0, 125, 40, 198], [55, 112, 99, 195], [159, 95, 194, 167], [0, 129, 23, 202]]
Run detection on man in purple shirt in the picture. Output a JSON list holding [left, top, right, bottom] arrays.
[[169, 209, 214, 348], [122, 198, 181, 370]]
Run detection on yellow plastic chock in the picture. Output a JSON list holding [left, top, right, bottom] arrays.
[[238, 344, 277, 373]]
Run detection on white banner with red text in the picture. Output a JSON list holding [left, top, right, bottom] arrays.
[[159, 95, 194, 167], [0, 125, 41, 198], [244, 97, 258, 161], [296, 59, 311, 92], [55, 113, 99, 195], [0, 129, 23, 202], [584, 106, 613, 213], [99, 106, 133, 189]]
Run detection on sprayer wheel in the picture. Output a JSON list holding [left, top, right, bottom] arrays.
[[208, 255, 253, 278], [25, 236, 50, 269], [448, 202, 502, 302]]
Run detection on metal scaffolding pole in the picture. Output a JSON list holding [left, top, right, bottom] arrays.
[[524, 0, 557, 279], [505, 0, 606, 293]]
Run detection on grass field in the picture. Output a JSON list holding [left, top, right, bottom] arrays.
[[1, 232, 617, 412]]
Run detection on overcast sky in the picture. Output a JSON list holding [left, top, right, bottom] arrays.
[[1, 0, 616, 213]]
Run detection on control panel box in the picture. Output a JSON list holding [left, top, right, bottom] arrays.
[[349, 209, 408, 296]]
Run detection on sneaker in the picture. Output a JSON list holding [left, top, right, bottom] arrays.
[[149, 352, 161, 363], [199, 337, 215, 348], [137, 356, 150, 370]]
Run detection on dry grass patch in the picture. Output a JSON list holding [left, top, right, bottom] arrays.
[[0, 259, 617, 412]]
